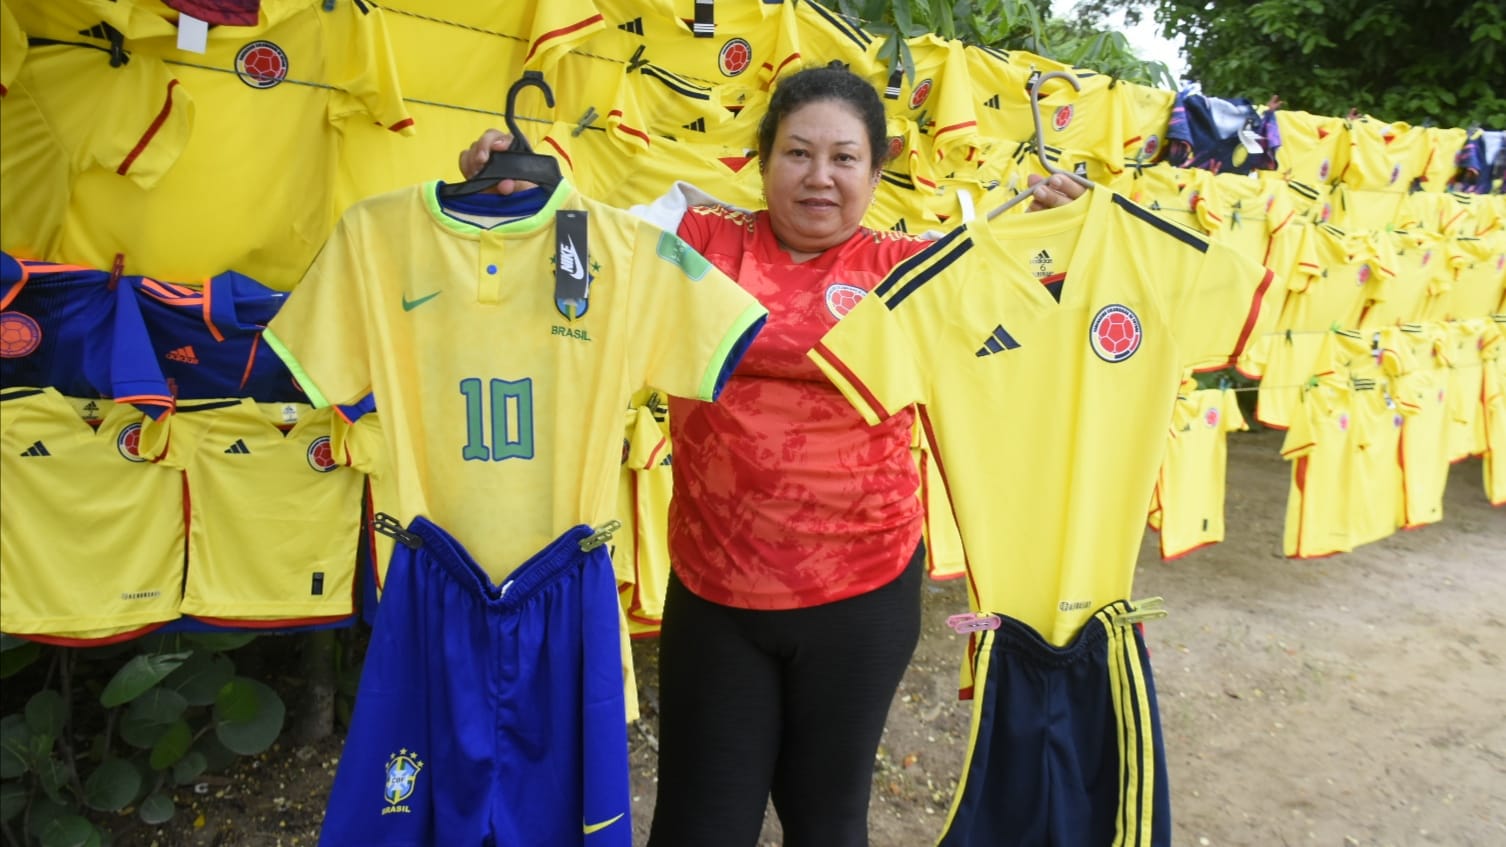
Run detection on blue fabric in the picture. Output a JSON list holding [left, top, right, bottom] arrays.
[[1167, 85, 1279, 175], [937, 602, 1172, 847], [319, 517, 631, 847]]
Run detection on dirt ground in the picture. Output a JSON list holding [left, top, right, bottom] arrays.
[[127, 426, 1505, 846]]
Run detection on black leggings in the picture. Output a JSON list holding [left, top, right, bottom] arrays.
[[647, 542, 925, 847]]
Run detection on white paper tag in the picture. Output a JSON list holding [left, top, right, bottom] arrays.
[[1238, 126, 1264, 154], [177, 13, 209, 54], [956, 188, 976, 223], [281, 404, 300, 425]]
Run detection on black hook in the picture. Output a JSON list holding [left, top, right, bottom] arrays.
[[503, 70, 555, 155]]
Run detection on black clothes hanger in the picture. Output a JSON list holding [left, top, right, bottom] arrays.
[[439, 70, 562, 199], [987, 70, 1098, 220]]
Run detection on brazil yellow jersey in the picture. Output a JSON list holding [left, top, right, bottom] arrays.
[[60, 0, 413, 290], [1, 389, 184, 640], [1153, 385, 1248, 559], [0, 43, 192, 261], [266, 180, 766, 581], [141, 399, 363, 623], [810, 186, 1276, 645]]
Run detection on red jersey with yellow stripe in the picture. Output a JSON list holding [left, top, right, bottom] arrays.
[[668, 206, 930, 610]]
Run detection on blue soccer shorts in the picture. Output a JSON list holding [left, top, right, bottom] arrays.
[[318, 516, 631, 846]]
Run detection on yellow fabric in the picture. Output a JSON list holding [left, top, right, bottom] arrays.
[[1153, 385, 1247, 559], [143, 400, 363, 620], [0, 390, 183, 638], [265, 179, 766, 582], [810, 187, 1276, 645]]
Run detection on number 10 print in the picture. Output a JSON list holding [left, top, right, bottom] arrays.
[[460, 377, 535, 461]]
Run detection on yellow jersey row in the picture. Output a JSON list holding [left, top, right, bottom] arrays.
[[0, 388, 368, 641], [3, 0, 1498, 292]]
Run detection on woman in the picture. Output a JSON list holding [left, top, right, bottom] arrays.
[[460, 63, 1082, 846]]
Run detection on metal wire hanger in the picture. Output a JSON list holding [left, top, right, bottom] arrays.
[[986, 70, 1098, 220]]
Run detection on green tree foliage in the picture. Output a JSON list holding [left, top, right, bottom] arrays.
[[1075, 0, 1506, 127], [813, 0, 1177, 88]]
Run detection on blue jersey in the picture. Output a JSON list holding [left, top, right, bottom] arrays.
[[1166, 85, 1279, 175], [1, 254, 173, 418], [133, 270, 308, 402], [1452, 128, 1504, 194]]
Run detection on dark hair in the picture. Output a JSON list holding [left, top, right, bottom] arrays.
[[756, 62, 889, 171]]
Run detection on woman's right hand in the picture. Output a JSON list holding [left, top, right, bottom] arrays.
[[457, 128, 536, 195]]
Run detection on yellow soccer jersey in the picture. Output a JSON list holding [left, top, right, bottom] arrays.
[[0, 389, 184, 640], [587, 0, 788, 88], [0, 43, 192, 261], [1113, 79, 1175, 171], [329, 407, 401, 595], [0, 0, 24, 94], [60, 0, 413, 290], [913, 421, 966, 581], [1418, 126, 1469, 191], [1338, 117, 1430, 193], [966, 48, 1120, 180], [1438, 233, 1506, 321], [1273, 109, 1349, 186], [1445, 318, 1492, 461], [1360, 229, 1451, 328], [619, 398, 674, 630], [883, 35, 979, 173], [1153, 385, 1248, 559], [141, 400, 363, 623], [266, 180, 766, 581], [809, 186, 1276, 646], [1385, 325, 1452, 527], [1279, 374, 1359, 558]]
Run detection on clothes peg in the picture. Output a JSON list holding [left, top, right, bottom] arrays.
[[579, 519, 622, 552], [372, 512, 422, 549]]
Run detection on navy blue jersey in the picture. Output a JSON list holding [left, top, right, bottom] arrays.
[[1166, 85, 1280, 175]]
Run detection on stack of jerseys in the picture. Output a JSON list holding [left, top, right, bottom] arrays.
[[0, 253, 369, 643]]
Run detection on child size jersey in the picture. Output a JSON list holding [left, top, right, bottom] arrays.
[[809, 186, 1276, 646], [1273, 109, 1349, 186], [1, 255, 174, 418], [60, 0, 413, 290], [1383, 324, 1452, 527], [667, 207, 928, 610], [1279, 374, 1359, 558], [1152, 383, 1248, 559], [1437, 233, 1506, 320], [141, 399, 362, 625], [618, 396, 674, 633], [1166, 84, 1279, 175], [1483, 316, 1506, 504], [1444, 318, 1492, 461], [0, 389, 183, 642], [0, 40, 192, 262], [1339, 117, 1431, 196], [1113, 79, 1175, 171], [587, 0, 790, 88], [131, 271, 306, 403], [1417, 126, 1470, 191], [965, 48, 1121, 179], [265, 180, 766, 582], [1205, 170, 1300, 277], [882, 34, 979, 173]]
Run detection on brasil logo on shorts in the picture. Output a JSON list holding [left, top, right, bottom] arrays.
[[1088, 304, 1142, 363], [383, 749, 424, 814], [235, 41, 289, 89], [307, 436, 337, 473], [825, 283, 868, 319], [117, 423, 147, 463]]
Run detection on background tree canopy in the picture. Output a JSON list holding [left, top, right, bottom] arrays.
[[816, 0, 1505, 128]]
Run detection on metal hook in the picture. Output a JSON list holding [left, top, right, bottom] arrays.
[[986, 71, 1097, 220]]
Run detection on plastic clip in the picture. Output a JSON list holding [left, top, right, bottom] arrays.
[[946, 612, 1002, 634], [1112, 597, 1168, 627], [579, 519, 622, 552], [371, 512, 422, 550], [572, 106, 599, 136]]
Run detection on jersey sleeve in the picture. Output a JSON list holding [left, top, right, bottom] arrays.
[[263, 218, 373, 409], [1170, 239, 1278, 372], [321, 1, 414, 134], [624, 221, 767, 402]]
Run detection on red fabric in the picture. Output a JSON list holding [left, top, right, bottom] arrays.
[[667, 208, 929, 610], [163, 0, 261, 27]]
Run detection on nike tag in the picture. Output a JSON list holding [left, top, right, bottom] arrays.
[[555, 210, 590, 320]]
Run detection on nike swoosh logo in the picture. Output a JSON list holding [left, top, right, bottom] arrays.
[[402, 291, 440, 311], [582, 812, 624, 835]]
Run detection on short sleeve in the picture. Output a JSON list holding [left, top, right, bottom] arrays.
[[264, 218, 373, 408]]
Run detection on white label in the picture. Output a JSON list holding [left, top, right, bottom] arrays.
[[177, 13, 209, 54]]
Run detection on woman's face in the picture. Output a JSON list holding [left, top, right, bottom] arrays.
[[761, 99, 880, 258]]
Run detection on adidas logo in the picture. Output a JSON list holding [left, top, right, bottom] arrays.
[[683, 117, 706, 132], [618, 16, 644, 35], [975, 325, 1021, 357], [82, 401, 100, 416], [20, 440, 50, 457], [984, 94, 1000, 109], [166, 345, 199, 364], [224, 439, 252, 455], [1031, 249, 1052, 266], [891, 219, 909, 232]]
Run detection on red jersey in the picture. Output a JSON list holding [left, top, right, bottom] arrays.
[[668, 207, 929, 609]]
